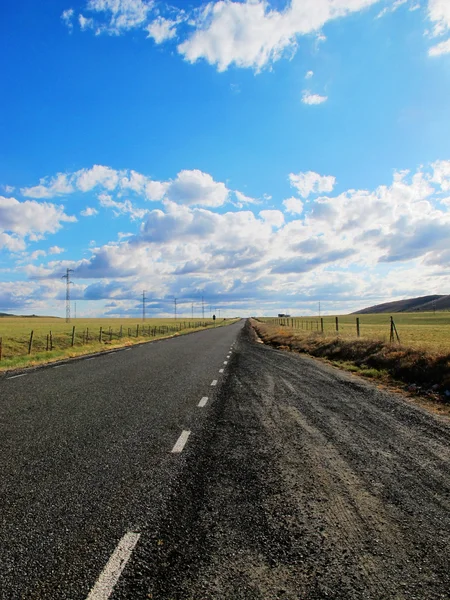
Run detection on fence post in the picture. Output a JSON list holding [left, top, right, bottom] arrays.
[[99, 327, 102, 343], [320, 318, 324, 333], [335, 316, 339, 332], [356, 318, 360, 338], [46, 334, 49, 351], [109, 327, 113, 342], [120, 325, 123, 338], [71, 326, 76, 347], [136, 324, 139, 337], [28, 330, 34, 355], [390, 316, 400, 343]]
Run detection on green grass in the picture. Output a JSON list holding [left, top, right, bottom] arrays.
[[0, 317, 237, 371], [259, 312, 450, 353]]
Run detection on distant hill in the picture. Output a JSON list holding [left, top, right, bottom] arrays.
[[0, 313, 58, 318], [353, 295, 450, 314]]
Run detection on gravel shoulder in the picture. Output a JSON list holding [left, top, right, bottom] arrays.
[[119, 322, 450, 599]]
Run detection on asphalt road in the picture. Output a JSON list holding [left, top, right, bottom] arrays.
[[0, 321, 242, 600], [2, 320, 450, 599]]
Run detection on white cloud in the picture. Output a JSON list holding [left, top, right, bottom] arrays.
[[259, 210, 285, 228], [79, 14, 94, 30], [431, 160, 450, 190], [21, 173, 74, 199], [146, 16, 179, 43], [76, 165, 120, 192], [49, 246, 65, 255], [81, 206, 99, 216], [178, 0, 381, 72], [302, 90, 328, 105], [429, 37, 450, 56], [305, 70, 314, 79], [376, 0, 407, 19], [61, 8, 74, 31], [428, 0, 450, 37], [2, 185, 15, 194], [0, 196, 76, 250], [283, 196, 304, 214], [86, 0, 154, 33], [29, 250, 47, 261], [289, 171, 336, 198], [165, 169, 229, 207], [98, 193, 147, 219], [234, 190, 260, 206]]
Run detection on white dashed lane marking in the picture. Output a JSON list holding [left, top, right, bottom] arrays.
[[171, 430, 191, 453], [211, 380, 218, 386], [223, 361, 228, 365], [86, 531, 140, 600], [8, 374, 27, 379], [198, 397, 208, 407], [219, 369, 224, 373]]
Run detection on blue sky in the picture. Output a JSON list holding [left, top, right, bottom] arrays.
[[1, 0, 450, 317]]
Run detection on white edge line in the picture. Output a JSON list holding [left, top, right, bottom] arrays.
[[8, 373, 27, 379], [211, 379, 218, 386], [171, 430, 191, 453], [198, 397, 208, 407], [86, 531, 140, 600]]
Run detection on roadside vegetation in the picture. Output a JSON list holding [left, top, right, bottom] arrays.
[[251, 315, 450, 405], [0, 317, 238, 373]]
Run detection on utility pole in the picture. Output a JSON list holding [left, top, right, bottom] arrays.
[[202, 296, 205, 320], [62, 268, 73, 323], [142, 291, 146, 322], [174, 297, 177, 320]]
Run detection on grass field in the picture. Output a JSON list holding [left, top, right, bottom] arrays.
[[260, 312, 450, 354], [0, 317, 235, 371]]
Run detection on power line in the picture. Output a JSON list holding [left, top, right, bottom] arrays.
[[62, 268, 73, 323]]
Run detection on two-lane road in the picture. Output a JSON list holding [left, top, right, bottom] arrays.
[[0, 321, 242, 599]]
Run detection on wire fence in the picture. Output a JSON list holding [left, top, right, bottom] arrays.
[[0, 320, 216, 361]]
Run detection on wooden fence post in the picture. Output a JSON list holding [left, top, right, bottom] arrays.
[[46, 334, 49, 351], [28, 330, 34, 355], [335, 317, 339, 332], [136, 324, 139, 337], [356, 318, 360, 338], [390, 316, 400, 343], [99, 327, 102, 343], [320, 318, 324, 333], [71, 326, 76, 347], [120, 325, 123, 338]]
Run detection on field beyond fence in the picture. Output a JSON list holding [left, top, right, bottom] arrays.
[[0, 317, 234, 371]]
